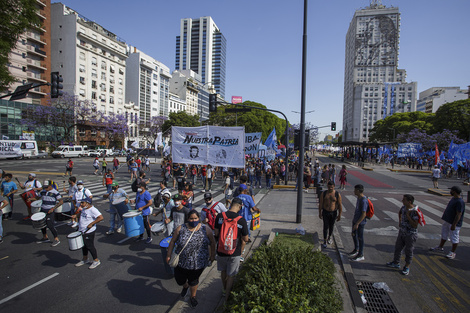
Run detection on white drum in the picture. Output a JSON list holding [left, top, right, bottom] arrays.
[[112, 197, 126, 205], [53, 204, 64, 213], [31, 212, 46, 229], [1, 202, 11, 214], [67, 231, 84, 251], [31, 200, 42, 214], [151, 221, 166, 235]]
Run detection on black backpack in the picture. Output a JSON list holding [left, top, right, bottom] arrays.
[[154, 192, 162, 208], [131, 179, 138, 192]]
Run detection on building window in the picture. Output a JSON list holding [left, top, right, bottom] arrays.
[[79, 64, 85, 72], [79, 77, 85, 84], [91, 80, 97, 89], [91, 68, 97, 78], [92, 91, 96, 99], [79, 52, 85, 60], [91, 57, 97, 66]]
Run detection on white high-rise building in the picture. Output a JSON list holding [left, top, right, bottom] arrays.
[[126, 47, 171, 121], [343, 1, 417, 142], [417, 87, 467, 113], [175, 17, 226, 99], [51, 3, 128, 116]]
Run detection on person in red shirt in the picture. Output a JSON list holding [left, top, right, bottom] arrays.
[[102, 169, 114, 196], [64, 158, 74, 176], [136, 157, 142, 172]]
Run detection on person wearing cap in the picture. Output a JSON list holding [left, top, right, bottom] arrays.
[[429, 186, 466, 259], [19, 173, 42, 220], [214, 198, 249, 302], [32, 180, 63, 246], [155, 190, 175, 236], [73, 197, 103, 269], [71, 181, 93, 228], [106, 181, 127, 235], [200, 192, 227, 228], [130, 181, 153, 243]]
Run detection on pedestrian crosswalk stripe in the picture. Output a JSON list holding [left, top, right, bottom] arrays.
[[382, 210, 399, 223]]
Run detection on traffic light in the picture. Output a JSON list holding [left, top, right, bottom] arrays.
[[331, 122, 336, 131], [209, 93, 218, 112], [51, 72, 63, 98]]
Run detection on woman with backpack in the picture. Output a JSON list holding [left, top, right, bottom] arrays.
[[166, 210, 216, 308]]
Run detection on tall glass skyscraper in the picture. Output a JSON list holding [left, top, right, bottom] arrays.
[[175, 16, 226, 99], [342, 1, 417, 142]]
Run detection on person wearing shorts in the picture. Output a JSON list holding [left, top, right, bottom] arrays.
[[429, 186, 465, 259], [214, 198, 249, 302]]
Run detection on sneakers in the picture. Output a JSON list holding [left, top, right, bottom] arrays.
[[347, 250, 358, 258], [327, 238, 333, 245], [37, 238, 51, 244], [321, 242, 327, 248], [106, 231, 114, 235], [51, 239, 60, 247], [67, 221, 74, 226], [145, 237, 152, 244], [71, 222, 78, 228], [89, 260, 101, 269], [446, 251, 456, 259], [189, 297, 198, 308], [180, 286, 189, 297], [240, 256, 245, 262], [75, 259, 91, 267], [401, 266, 410, 275], [386, 261, 400, 268], [116, 226, 123, 233], [351, 255, 365, 262], [429, 246, 444, 252]]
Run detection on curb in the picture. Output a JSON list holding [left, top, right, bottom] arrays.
[[427, 188, 451, 196], [333, 226, 367, 313]]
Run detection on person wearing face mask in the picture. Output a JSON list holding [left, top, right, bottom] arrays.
[[31, 180, 63, 246], [200, 192, 227, 230], [105, 181, 127, 235], [166, 210, 216, 308], [131, 181, 153, 243], [18, 173, 42, 220], [71, 181, 93, 228], [166, 194, 190, 232], [73, 197, 103, 269], [136, 170, 150, 191]]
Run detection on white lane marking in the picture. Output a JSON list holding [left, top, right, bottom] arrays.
[[0, 272, 59, 305], [383, 210, 399, 223], [117, 236, 133, 244]]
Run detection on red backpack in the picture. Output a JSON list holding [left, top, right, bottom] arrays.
[[202, 202, 219, 230], [366, 198, 374, 219], [217, 212, 242, 255]]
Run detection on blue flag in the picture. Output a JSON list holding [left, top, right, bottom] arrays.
[[264, 128, 277, 150]]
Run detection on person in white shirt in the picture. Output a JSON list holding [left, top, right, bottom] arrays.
[[71, 181, 93, 228], [18, 173, 42, 219], [73, 197, 103, 269], [431, 165, 441, 189]]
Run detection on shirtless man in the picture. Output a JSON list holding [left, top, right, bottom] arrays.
[[319, 181, 342, 248]]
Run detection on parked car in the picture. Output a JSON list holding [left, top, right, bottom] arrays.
[[88, 150, 101, 157], [35, 150, 48, 158]]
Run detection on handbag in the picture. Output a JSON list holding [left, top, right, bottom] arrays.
[[168, 225, 197, 268]]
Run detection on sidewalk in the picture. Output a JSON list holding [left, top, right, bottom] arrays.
[[168, 188, 357, 313]]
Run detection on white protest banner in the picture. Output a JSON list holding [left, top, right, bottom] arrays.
[[172, 126, 245, 168], [245, 132, 262, 155]]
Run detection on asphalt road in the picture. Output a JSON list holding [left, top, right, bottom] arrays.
[[0, 156, 469, 313]]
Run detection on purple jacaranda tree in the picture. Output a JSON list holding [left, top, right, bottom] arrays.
[[397, 128, 464, 152], [98, 112, 129, 149], [21, 93, 100, 144], [137, 115, 167, 148]]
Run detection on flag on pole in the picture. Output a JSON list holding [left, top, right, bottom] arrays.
[[434, 144, 440, 165], [264, 128, 277, 151], [156, 132, 163, 147], [131, 141, 139, 148]]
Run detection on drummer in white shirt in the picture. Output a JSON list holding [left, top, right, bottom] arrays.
[[18, 173, 42, 220], [105, 181, 127, 235], [71, 181, 93, 228], [73, 197, 103, 270]]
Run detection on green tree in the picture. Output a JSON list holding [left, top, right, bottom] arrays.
[[0, 0, 41, 90], [432, 99, 470, 141], [368, 111, 434, 142], [206, 101, 288, 142], [161, 111, 200, 133]]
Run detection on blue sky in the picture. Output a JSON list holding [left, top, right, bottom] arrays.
[[56, 0, 470, 139]]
